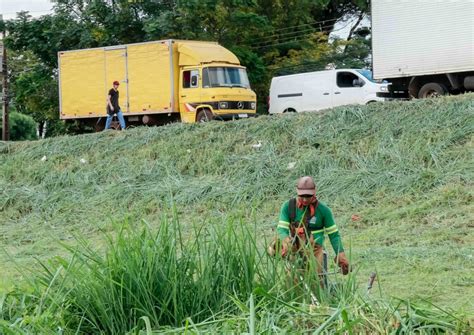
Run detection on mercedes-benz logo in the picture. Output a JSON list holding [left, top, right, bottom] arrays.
[[237, 101, 244, 109]]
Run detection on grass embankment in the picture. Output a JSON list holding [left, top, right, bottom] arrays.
[[1, 94, 473, 332]]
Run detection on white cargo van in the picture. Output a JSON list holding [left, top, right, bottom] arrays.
[[268, 69, 390, 114]]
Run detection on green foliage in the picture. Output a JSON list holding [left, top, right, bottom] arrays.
[[11, 64, 57, 123], [0, 112, 37, 141], [5, 50, 61, 138], [268, 32, 334, 76]]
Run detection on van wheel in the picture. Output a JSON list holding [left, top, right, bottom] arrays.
[[283, 108, 296, 113], [197, 109, 214, 123], [418, 83, 448, 99]]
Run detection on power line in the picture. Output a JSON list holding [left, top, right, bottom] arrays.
[[264, 17, 339, 34], [248, 19, 341, 46], [249, 24, 339, 49], [249, 25, 331, 46], [250, 19, 357, 50], [248, 16, 362, 47]]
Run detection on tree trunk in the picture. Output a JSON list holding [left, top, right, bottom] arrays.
[[42, 121, 47, 139], [37, 121, 47, 139]]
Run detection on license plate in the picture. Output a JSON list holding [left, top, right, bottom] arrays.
[[238, 114, 248, 118]]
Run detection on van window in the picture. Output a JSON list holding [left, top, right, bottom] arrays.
[[337, 72, 364, 88], [183, 70, 199, 88], [356, 69, 376, 83]]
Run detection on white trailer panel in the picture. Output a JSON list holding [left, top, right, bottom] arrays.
[[372, 0, 474, 79]]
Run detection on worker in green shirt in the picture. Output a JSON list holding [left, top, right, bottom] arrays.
[[269, 176, 350, 277]]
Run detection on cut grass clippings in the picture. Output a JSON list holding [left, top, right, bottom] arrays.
[[1, 94, 473, 332]]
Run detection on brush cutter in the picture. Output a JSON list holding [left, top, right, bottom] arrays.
[[284, 261, 320, 307], [366, 272, 377, 295]]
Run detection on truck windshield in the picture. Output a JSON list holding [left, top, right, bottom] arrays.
[[356, 69, 376, 83], [203, 67, 251, 88]]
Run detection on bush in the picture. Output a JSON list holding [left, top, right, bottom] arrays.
[[0, 112, 37, 141]]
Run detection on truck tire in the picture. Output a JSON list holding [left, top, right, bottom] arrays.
[[418, 83, 448, 99], [197, 109, 214, 123], [283, 108, 296, 113]]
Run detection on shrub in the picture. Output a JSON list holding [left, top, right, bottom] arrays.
[[0, 112, 37, 141]]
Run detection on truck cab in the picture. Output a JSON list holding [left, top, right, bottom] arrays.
[[175, 42, 256, 123], [179, 65, 256, 122]]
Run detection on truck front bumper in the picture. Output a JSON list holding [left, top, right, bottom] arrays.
[[376, 92, 409, 100], [213, 113, 258, 121]]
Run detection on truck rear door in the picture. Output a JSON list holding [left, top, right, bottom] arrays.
[[105, 47, 129, 113]]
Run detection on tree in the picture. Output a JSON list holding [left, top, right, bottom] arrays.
[[7, 49, 60, 137]]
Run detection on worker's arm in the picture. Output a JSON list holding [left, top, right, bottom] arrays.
[[322, 207, 344, 254], [277, 201, 290, 240], [321, 204, 349, 275]]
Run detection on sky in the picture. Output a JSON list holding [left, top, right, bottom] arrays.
[[0, 0, 53, 20]]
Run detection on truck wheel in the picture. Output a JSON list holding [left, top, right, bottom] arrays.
[[109, 120, 121, 130], [283, 108, 296, 113], [94, 119, 105, 132], [418, 83, 448, 99], [197, 109, 214, 123]]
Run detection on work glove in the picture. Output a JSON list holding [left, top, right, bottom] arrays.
[[267, 239, 277, 257], [280, 237, 292, 257], [334, 252, 350, 275], [267, 237, 292, 257]]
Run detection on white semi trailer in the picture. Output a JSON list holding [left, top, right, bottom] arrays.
[[371, 0, 474, 99]]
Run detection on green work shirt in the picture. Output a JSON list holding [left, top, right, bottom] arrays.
[[277, 200, 344, 254]]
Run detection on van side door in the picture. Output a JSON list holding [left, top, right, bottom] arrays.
[[303, 71, 334, 112]]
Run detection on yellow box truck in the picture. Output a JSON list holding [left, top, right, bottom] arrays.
[[58, 40, 257, 130]]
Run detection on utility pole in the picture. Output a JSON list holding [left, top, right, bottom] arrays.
[[1, 14, 8, 141]]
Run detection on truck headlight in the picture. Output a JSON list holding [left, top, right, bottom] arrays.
[[380, 86, 388, 92], [251, 102, 256, 110], [219, 102, 228, 109]]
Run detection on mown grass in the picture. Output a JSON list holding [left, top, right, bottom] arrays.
[[1, 94, 473, 331]]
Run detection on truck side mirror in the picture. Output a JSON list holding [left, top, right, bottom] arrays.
[[191, 75, 199, 88]]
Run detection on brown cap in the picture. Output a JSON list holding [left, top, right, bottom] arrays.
[[296, 176, 316, 195]]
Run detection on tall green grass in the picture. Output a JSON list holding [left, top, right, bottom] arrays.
[[1, 216, 471, 334]]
